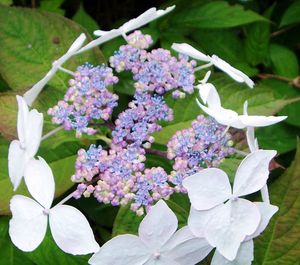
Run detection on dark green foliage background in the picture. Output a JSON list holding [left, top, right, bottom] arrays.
[[0, 0, 299, 264]]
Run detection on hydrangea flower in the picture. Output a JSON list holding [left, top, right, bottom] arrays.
[[183, 150, 276, 260], [171, 43, 254, 88], [8, 96, 43, 190], [89, 200, 212, 265], [211, 202, 278, 265], [196, 83, 287, 129], [9, 157, 99, 255], [24, 34, 87, 106]]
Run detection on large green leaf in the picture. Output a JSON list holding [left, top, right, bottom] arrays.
[[171, 1, 266, 29], [0, 5, 104, 92], [253, 140, 300, 264], [73, 5, 98, 36], [280, 0, 300, 27], [270, 44, 299, 78], [256, 123, 299, 154], [154, 74, 298, 145]]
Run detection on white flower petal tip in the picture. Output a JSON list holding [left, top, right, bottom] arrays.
[[186, 150, 277, 260], [93, 30, 110, 36], [89, 200, 212, 265], [67, 33, 86, 54], [171, 43, 210, 62]]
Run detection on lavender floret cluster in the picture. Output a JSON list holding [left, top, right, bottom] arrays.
[[110, 31, 197, 98], [167, 115, 235, 191], [48, 64, 119, 137]]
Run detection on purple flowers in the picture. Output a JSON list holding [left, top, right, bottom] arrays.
[[48, 64, 119, 137]]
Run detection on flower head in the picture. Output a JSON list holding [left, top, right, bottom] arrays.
[[89, 200, 212, 265], [9, 157, 99, 255], [183, 150, 276, 260]]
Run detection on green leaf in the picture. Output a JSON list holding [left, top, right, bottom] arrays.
[[73, 5, 98, 35], [253, 140, 300, 264], [0, 217, 35, 265], [280, 0, 300, 27], [154, 74, 298, 145], [0, 0, 11, 6], [270, 44, 299, 78], [38, 0, 64, 16], [112, 205, 143, 237], [0, 5, 105, 92], [256, 123, 299, 154], [245, 22, 270, 66], [171, 1, 267, 29]]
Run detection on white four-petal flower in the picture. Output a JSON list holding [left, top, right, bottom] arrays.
[[183, 150, 276, 261], [171, 43, 254, 88], [211, 202, 278, 265], [76, 6, 175, 55], [9, 157, 99, 255], [196, 82, 287, 129], [24, 33, 87, 106], [89, 200, 213, 265], [8, 95, 43, 191]]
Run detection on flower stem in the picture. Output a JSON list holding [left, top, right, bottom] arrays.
[[98, 135, 112, 144], [41, 126, 63, 141], [194, 62, 213, 72], [58, 66, 75, 76], [146, 149, 168, 159], [56, 191, 75, 206]]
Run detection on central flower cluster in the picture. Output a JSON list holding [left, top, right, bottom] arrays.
[[54, 31, 235, 214]]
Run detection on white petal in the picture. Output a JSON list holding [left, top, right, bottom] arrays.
[[93, 30, 110, 36], [233, 150, 277, 197], [246, 127, 258, 153], [24, 157, 55, 209], [26, 109, 43, 157], [239, 115, 287, 127], [89, 235, 150, 265], [138, 200, 178, 250], [197, 83, 221, 111], [163, 226, 213, 265], [246, 202, 278, 240], [16, 95, 29, 145], [9, 195, 47, 252], [143, 257, 179, 265], [196, 100, 245, 129], [210, 55, 254, 88], [188, 207, 214, 238], [8, 140, 29, 191], [75, 29, 122, 55], [204, 199, 260, 261], [171, 43, 210, 62], [121, 6, 175, 33], [49, 205, 99, 255], [211, 240, 254, 265], [67, 33, 86, 54], [24, 70, 54, 106], [183, 168, 231, 210]]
